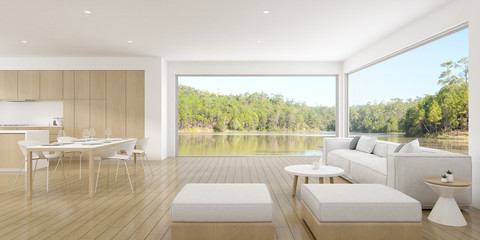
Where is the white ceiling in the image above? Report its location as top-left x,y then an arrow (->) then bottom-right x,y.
0,0 -> 453,61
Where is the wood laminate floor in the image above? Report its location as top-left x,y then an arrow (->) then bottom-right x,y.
0,156 -> 479,240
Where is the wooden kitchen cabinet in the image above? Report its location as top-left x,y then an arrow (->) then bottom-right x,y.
40,70 -> 63,100
63,100 -> 75,137
0,70 -> 17,99
74,100 -> 90,138
90,70 -> 106,99
106,71 -> 126,138
126,70 -> 145,139
63,71 -> 75,100
90,100 -> 106,138
17,70 -> 40,99
75,70 -> 90,99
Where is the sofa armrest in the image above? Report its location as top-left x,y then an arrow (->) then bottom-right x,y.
387,153 -> 472,206
322,138 -> 352,164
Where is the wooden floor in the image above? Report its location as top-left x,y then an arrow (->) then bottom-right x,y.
0,156 -> 479,240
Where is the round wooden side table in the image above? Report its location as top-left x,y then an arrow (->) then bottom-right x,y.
424,177 -> 472,226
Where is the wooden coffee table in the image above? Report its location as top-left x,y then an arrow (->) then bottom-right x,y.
424,177 -> 472,226
284,164 -> 344,197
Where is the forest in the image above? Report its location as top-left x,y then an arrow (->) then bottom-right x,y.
178,58 -> 468,137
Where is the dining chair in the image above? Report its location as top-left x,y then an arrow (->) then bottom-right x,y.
54,136 -> 84,180
11,140 -> 67,192
95,141 -> 137,193
133,138 -> 153,180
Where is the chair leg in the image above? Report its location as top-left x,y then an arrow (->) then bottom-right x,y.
145,153 -> 154,178
52,153 -> 64,179
95,161 -> 102,193
115,160 -> 121,183
68,152 -> 73,176
124,160 -> 134,192
79,153 -> 82,181
11,160 -> 27,192
139,157 -> 148,181
32,160 -> 38,182
46,159 -> 49,192
60,156 -> 67,185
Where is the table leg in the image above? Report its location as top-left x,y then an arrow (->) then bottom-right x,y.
305,176 -> 309,184
292,175 -> 298,196
27,150 -> 33,199
319,177 -> 324,184
89,150 -> 94,198
329,177 -> 334,184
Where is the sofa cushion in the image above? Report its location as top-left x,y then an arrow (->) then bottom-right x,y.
399,139 -> 420,153
171,184 -> 274,222
350,157 -> 387,184
328,149 -> 380,179
349,136 -> 360,150
356,136 -> 376,153
301,184 -> 422,222
373,142 -> 390,157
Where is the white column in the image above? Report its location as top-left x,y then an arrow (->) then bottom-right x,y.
468,0 -> 480,208
336,73 -> 349,138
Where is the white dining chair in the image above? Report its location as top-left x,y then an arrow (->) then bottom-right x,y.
133,138 -> 153,180
11,141 -> 67,193
95,141 -> 137,193
54,136 -> 84,180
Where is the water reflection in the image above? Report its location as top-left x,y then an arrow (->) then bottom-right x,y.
179,132 -> 468,155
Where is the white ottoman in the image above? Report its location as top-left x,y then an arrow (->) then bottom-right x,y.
301,184 -> 422,240
171,183 -> 274,240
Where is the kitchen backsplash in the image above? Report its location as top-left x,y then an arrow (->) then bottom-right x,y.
0,101 -> 63,125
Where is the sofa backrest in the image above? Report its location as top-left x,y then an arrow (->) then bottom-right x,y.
373,140 -> 399,157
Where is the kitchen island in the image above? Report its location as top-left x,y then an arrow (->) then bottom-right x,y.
0,130 -> 49,172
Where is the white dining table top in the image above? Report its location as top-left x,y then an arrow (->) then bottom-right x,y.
27,138 -> 136,151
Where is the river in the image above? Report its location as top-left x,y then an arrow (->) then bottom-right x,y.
178,132 -> 468,155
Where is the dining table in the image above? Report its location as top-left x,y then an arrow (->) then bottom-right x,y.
26,138 -> 137,199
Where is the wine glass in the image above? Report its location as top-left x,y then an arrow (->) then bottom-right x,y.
82,129 -> 90,139
89,128 -> 96,139
57,130 -> 66,145
105,128 -> 112,139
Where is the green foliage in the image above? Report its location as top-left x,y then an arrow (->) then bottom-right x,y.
178,86 -> 335,132
404,57 -> 468,136
178,57 -> 468,137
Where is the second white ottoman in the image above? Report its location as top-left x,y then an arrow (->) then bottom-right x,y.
301,184 -> 422,240
171,183 -> 274,240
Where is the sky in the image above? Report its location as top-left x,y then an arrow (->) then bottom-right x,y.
350,28 -> 468,105
178,28 -> 468,107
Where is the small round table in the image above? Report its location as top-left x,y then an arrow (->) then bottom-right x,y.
284,164 -> 344,197
424,177 -> 472,226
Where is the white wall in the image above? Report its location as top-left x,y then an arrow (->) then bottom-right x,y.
166,61 -> 343,157
343,0 -> 480,208
0,101 -> 62,125
0,57 -> 165,160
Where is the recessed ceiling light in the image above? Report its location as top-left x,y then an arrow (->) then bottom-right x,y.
127,40 -> 134,43
257,40 -> 262,43
84,10 -> 92,14
20,40 -> 28,44
263,10 -> 270,14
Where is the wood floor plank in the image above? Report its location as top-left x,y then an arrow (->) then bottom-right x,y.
0,156 -> 478,240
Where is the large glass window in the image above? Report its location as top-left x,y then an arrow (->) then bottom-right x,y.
177,76 -> 336,155
349,29 -> 469,154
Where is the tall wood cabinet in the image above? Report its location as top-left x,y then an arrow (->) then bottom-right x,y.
18,70 -> 40,99
0,71 -> 17,99
0,70 -> 145,139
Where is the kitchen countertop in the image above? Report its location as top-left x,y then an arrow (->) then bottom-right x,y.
0,130 -> 50,134
0,126 -> 63,128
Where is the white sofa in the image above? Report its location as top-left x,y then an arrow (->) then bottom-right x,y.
323,138 -> 472,208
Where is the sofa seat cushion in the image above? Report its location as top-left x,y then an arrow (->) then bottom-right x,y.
328,149 -> 381,179
171,184 -> 274,222
350,157 -> 387,184
301,184 -> 422,222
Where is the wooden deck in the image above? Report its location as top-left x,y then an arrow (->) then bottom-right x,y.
0,156 -> 479,239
